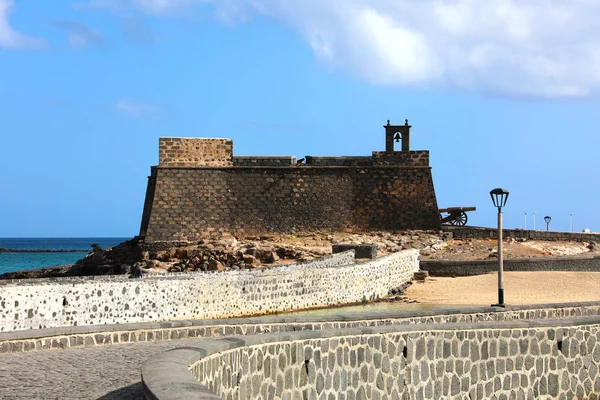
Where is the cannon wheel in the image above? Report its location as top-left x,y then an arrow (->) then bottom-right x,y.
449,211 -> 468,226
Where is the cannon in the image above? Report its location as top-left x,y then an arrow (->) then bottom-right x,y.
439,207 -> 476,226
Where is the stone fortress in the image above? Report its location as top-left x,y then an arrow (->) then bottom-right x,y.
2,121 -> 600,399
139,120 -> 440,241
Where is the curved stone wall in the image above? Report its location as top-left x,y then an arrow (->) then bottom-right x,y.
0,249 -> 419,332
143,315 -> 600,399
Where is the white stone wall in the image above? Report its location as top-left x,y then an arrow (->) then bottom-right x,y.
0,250 -> 419,332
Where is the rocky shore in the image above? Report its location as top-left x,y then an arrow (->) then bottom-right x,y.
0,231 -> 449,279
1,229 -> 597,280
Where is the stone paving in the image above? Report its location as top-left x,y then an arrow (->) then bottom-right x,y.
0,337 -> 207,400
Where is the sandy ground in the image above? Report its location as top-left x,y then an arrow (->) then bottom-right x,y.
404,271 -> 600,305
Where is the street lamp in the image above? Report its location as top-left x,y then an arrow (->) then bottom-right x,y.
570,214 -> 573,233
544,216 -> 551,232
490,188 -> 509,307
533,212 -> 537,230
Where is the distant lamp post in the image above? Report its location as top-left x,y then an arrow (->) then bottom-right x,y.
490,188 -> 509,307
570,214 -> 573,233
544,216 -> 552,232
533,212 -> 537,230
524,212 -> 527,230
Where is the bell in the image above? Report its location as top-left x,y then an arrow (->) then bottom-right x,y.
394,133 -> 401,143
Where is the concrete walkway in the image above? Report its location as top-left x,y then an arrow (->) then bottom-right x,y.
0,337 -> 206,400
2,302 -> 599,399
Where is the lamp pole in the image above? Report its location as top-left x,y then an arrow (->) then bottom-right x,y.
533,212 -> 536,230
544,216 -> 551,232
498,209 -> 504,305
490,188 -> 509,307
570,214 -> 573,232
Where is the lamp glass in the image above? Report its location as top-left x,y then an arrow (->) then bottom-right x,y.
490,188 -> 509,209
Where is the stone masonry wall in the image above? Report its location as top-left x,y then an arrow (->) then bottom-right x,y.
142,166 -> 439,240
233,156 -> 296,166
4,303 -> 600,354
445,226 -> 600,243
186,320 -> 600,400
158,138 -> 232,167
421,254 -> 600,276
3,303 -> 600,354
305,157 -> 374,167
372,150 -> 430,167
0,250 -> 419,332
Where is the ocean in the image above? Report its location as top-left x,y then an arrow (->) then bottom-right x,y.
0,238 -> 129,275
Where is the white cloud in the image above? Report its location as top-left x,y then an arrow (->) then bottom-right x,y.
114,98 -> 163,119
89,0 -> 600,98
53,21 -> 104,48
0,0 -> 46,49
79,0 -> 198,16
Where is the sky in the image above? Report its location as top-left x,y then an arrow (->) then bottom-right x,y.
1,0 -> 599,237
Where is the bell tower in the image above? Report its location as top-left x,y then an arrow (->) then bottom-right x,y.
384,119 -> 411,152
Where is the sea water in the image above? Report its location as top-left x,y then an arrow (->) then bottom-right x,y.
0,238 -> 129,275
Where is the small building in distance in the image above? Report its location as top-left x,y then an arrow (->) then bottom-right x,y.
139,120 -> 440,241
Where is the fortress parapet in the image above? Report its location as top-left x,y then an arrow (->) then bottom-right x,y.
140,120 -> 440,240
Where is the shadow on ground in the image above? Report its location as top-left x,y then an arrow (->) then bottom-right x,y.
96,382 -> 143,400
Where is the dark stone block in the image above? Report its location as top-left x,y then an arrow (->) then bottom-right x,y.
332,244 -> 377,259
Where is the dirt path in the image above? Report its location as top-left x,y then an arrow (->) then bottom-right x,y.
405,271 -> 600,305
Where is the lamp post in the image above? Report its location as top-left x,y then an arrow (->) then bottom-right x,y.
570,214 -> 573,233
544,216 -> 551,232
490,188 -> 509,307
533,212 -> 537,230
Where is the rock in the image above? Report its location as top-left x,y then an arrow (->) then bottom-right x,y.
588,242 -> 598,251
262,251 -> 280,263
175,248 -> 189,259
242,254 -> 260,268
431,242 -> 445,251
414,271 -> 429,281
82,251 -> 105,266
214,237 -> 238,248
207,260 -> 225,271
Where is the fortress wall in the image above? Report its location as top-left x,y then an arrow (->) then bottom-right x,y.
158,138 -> 232,167
0,250 -> 419,332
233,156 -> 296,166
144,318 -> 600,399
372,150 -> 430,166
304,156 -> 374,167
142,166 -> 439,241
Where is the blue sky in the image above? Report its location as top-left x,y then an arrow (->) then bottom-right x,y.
1,0 -> 599,237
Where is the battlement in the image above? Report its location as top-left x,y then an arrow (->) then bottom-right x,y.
159,137 -> 232,167
157,119 -> 427,168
